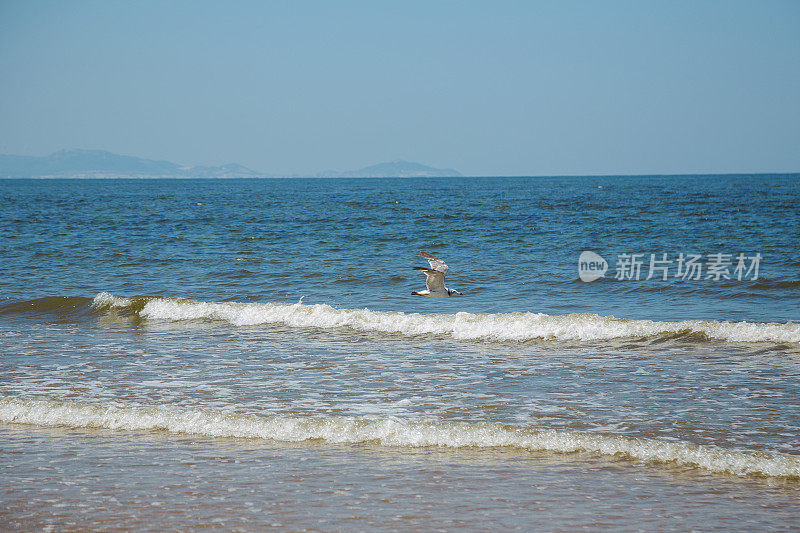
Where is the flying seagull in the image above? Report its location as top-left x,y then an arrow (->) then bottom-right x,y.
411,251 -> 463,297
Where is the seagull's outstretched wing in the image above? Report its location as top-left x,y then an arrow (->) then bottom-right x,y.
420,251 -> 448,274
413,267 -> 446,291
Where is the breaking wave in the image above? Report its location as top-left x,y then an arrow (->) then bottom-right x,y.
1,396 -> 797,479
88,292 -> 800,344
2,292 -> 797,344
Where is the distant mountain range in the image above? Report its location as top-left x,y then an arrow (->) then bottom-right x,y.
317,160 -> 461,178
0,149 -> 263,178
0,150 -> 461,178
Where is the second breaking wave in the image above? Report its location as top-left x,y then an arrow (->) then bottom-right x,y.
1,396 -> 797,479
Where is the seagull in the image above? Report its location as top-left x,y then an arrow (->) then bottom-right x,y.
411,251 -> 463,297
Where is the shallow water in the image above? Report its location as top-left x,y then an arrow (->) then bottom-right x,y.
1,175 -> 799,529
3,425 -> 799,531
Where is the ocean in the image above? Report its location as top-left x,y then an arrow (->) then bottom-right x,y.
1,175 -> 799,530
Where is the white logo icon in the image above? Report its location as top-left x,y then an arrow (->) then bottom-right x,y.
578,251 -> 608,282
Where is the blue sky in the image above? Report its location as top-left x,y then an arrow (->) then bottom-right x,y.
1,0 -> 798,176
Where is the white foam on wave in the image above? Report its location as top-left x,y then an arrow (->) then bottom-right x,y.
1,396 -> 797,479
92,292 -> 800,344
92,291 -> 133,308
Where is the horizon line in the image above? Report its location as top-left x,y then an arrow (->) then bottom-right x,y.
2,171 -> 798,180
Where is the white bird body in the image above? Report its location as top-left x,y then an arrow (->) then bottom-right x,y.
411,252 -> 462,298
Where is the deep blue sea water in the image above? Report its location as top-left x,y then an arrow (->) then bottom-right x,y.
1,175 -> 798,320
1,175 -> 799,530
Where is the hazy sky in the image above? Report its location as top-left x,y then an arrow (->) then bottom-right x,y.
1,0 -> 798,176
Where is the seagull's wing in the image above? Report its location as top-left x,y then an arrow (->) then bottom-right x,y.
420,251 -> 448,274
413,267 -> 446,291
